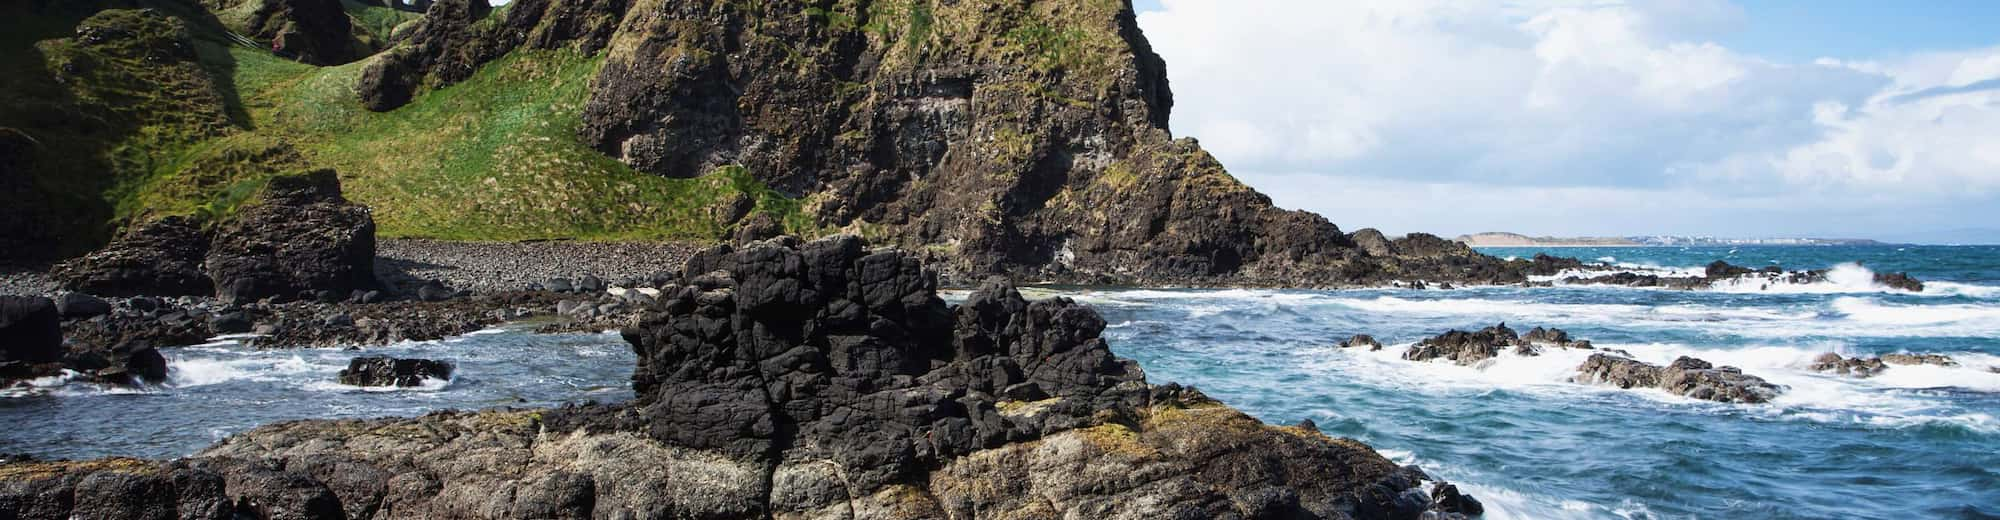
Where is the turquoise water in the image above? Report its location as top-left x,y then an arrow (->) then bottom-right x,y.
1078,246 -> 2000,519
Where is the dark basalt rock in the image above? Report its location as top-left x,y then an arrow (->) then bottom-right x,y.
54,292 -> 112,319
2,236 -> 1484,518
1872,272 -> 1924,292
1404,324 -> 1519,364
337,356 -> 452,387
53,216 -> 213,297
1809,353 -> 1888,378
1575,354 -> 1783,403
0,296 -> 63,365
1880,353 -> 1956,367
1340,334 -> 1383,351
222,0 -> 362,65
1528,253 -> 1585,276
206,170 -> 377,304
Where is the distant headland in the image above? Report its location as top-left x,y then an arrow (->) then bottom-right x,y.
1456,232 -> 1885,247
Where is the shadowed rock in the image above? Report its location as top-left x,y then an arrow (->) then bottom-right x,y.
53,216 -> 213,297
206,170 -> 377,304
338,357 -> 452,387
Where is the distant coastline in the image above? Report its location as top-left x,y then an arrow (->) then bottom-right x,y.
1456,232 -> 1885,247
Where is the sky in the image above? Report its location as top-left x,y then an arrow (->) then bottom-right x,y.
1131,0 -> 2000,242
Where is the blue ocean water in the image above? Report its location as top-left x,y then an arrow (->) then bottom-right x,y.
4,245 -> 1995,519
1077,245 -> 2000,519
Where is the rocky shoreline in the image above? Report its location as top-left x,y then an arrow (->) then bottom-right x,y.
0,235 -> 1487,519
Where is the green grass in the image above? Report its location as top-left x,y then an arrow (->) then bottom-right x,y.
343,0 -> 420,48
9,2 -> 815,250
202,46 -> 814,241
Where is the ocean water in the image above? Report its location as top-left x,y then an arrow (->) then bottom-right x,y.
0,326 -> 635,459
1079,245 -> 2000,519
4,245 -> 1996,519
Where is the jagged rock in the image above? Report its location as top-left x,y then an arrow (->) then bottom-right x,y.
4,236 -> 1481,518
1873,272 -> 1924,292
732,213 -> 782,246
0,296 -> 63,366
1527,253 -> 1586,276
1430,482 -> 1485,516
54,292 -> 112,319
1880,353 -> 1956,367
1405,324 -> 1518,364
53,216 -> 213,297
1340,334 -> 1383,351
337,356 -> 451,387
215,0 -> 362,65
1809,353 -> 1888,378
206,170 -> 377,304
1575,354 -> 1783,403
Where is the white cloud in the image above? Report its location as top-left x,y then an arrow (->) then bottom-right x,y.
1137,0 -> 2000,238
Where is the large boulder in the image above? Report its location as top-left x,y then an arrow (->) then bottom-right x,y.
206,170 -> 377,303
53,216 -> 213,297
337,356 -> 452,387
0,296 -> 62,365
1574,354 -> 1783,404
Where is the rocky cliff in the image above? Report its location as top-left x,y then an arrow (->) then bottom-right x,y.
351,0 -> 1527,287
0,236 -> 1484,518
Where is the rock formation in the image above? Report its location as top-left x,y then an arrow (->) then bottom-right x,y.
54,216 -> 214,297
207,0 -> 362,65
0,296 -> 64,374
338,356 -> 452,387
206,170 -> 378,303
1575,354 -> 1782,404
1810,352 -> 1959,378
345,0 -> 1532,287
0,236 -> 1483,518
1402,323 -> 1593,365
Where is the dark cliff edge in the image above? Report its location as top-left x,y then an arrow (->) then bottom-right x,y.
4,0 -> 1537,286
0,236 -> 1485,519
370,0 -> 1531,287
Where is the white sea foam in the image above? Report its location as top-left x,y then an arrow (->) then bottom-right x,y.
304,376 -> 452,393
168,355 -> 335,387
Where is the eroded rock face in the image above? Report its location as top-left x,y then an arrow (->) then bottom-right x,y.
349,0 -> 1531,288
219,0 -> 362,65
53,216 -> 213,297
206,170 -> 377,303
1,236 -> 1480,519
1575,354 -> 1783,404
337,356 -> 452,387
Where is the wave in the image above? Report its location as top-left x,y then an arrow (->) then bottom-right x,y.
1311,340 -> 2000,434
1832,297 -> 2000,326
167,355 -> 341,388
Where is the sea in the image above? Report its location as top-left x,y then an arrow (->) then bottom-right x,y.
4,245 -> 1997,519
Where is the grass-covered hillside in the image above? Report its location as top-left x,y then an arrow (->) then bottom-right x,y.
1,0 -> 808,263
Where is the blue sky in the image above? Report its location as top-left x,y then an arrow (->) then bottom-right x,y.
1132,1 -> 2000,242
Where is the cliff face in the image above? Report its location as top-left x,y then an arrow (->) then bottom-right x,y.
361,0 -> 1526,287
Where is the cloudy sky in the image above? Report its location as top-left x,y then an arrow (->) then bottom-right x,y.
1132,0 -> 2000,242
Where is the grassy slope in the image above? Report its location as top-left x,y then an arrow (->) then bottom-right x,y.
14,1 -> 810,245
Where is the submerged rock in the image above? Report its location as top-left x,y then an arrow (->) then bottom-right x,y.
1340,334 -> 1383,351
206,170 -> 378,304
1575,354 -> 1783,403
337,356 -> 451,387
2,236 -> 1482,519
1809,353 -> 1888,378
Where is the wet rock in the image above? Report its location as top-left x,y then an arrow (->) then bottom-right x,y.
1809,353 -> 1887,378
1430,482 -> 1485,516
1527,253 -> 1585,276
53,216 -> 213,297
207,170 -> 378,304
1872,272 -> 1924,292
1575,354 -> 1783,403
1880,353 -> 1956,367
1340,334 -> 1383,351
1405,324 -> 1518,364
337,356 -> 452,387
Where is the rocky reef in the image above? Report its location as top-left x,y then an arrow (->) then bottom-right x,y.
1373,324 -> 1785,404
1558,260 -> 1926,292
0,236 -> 1484,518
1574,354 -> 1782,404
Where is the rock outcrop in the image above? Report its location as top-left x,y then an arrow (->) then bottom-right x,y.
210,0 -> 362,65
1403,323 -> 1592,365
337,356 -> 452,387
206,170 -> 378,303
1811,352 -> 1959,378
0,296 -> 63,370
1574,354 -> 1783,404
345,0 -> 1533,287
0,236 -> 1483,518
53,216 -> 213,297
